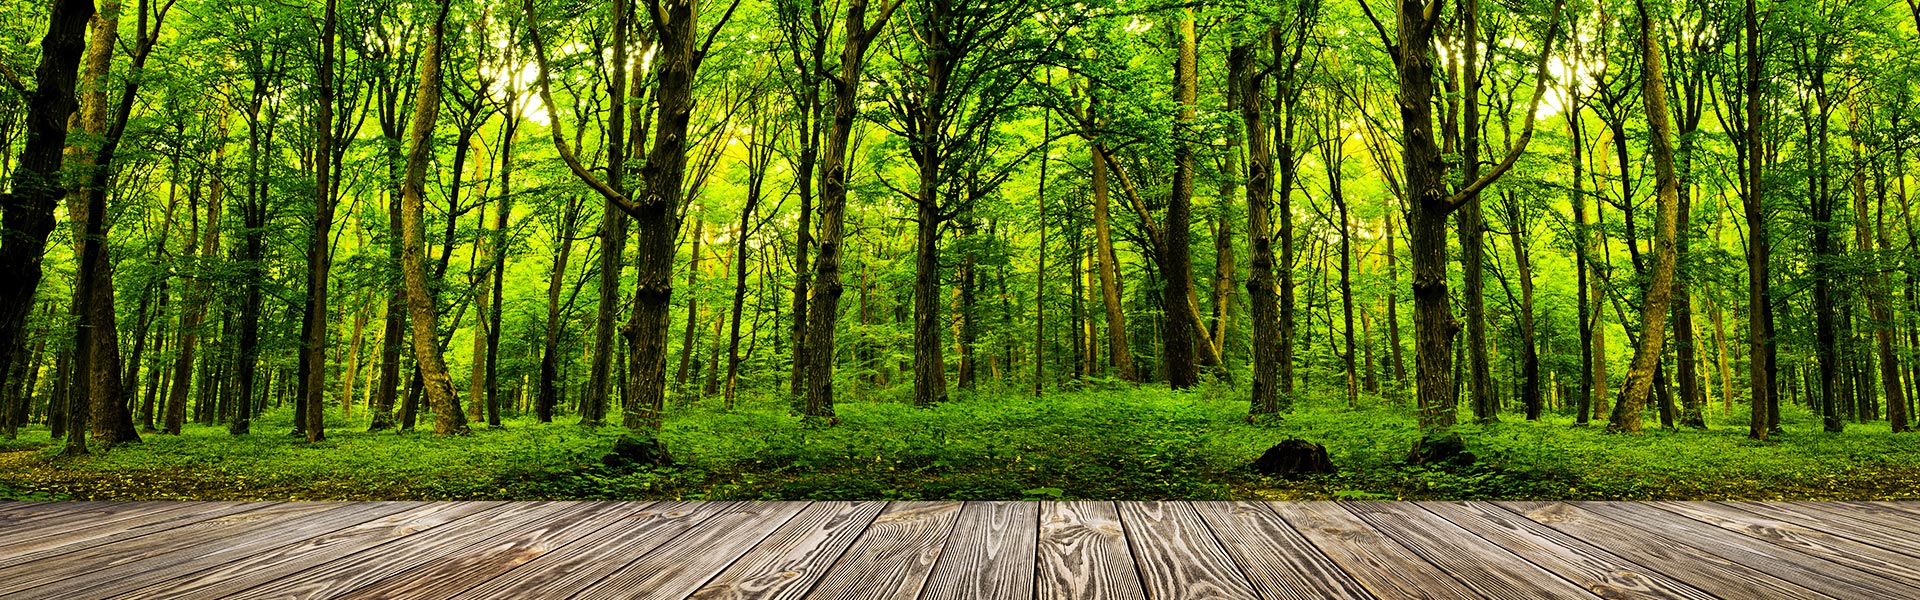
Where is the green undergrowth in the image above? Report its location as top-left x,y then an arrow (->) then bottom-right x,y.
2,384 -> 1917,501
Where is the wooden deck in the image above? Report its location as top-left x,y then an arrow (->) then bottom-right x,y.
1,501 -> 1917,599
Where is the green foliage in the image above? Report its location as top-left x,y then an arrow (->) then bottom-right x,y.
4,388 -> 1916,501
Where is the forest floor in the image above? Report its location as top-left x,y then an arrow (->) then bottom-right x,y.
3,383 -> 1918,501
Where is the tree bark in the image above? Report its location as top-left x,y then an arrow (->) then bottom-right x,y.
1161,9 -> 1201,389
0,0 -> 92,422
804,0 -> 901,421
1236,43 -> 1282,416
1606,0 -> 1683,433
301,0 -> 339,443
399,1 -> 469,436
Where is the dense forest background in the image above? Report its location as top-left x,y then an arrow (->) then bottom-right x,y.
1,0 -> 1919,471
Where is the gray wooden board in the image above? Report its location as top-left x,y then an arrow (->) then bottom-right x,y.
449,501 -> 738,600
919,501 -> 1040,600
1345,501 -> 1603,600
115,501 -> 506,600
1500,501 -> 1835,600
688,501 -> 887,600
1721,500 -> 1920,559
8,501 -> 419,600
1035,501 -> 1148,600
0,501 -> 274,563
1578,501 -> 1920,599
1118,500 -> 1259,600
1653,501 -> 1920,583
1275,501 -> 1480,600
222,501 -> 596,600
800,501 -> 963,600
334,501 -> 643,600
0,501 -> 332,595
1414,502 -> 1716,600
1189,501 -> 1373,600
577,501 -> 811,600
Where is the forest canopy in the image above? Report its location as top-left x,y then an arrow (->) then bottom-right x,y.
1,0 -> 1918,463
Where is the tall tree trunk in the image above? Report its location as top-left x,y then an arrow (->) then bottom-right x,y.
1032,108 -> 1050,397
1504,192 -> 1542,420
399,0 -> 469,436
1161,9 -> 1201,389
1852,103 -> 1907,432
0,0 -> 93,418
804,0 -> 902,421
301,0 -> 338,443
538,197 -> 580,422
625,0 -> 724,431
1457,0 -> 1495,424
1607,0 -> 1683,433
678,220 -> 704,387
1236,43 -> 1282,416
485,83 -> 518,429
1089,140 -> 1133,381
1744,0 -> 1771,440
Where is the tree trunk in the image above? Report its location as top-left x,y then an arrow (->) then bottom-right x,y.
301,0 -> 338,443
1161,9 -> 1201,389
1606,0 -> 1683,433
678,220 -> 704,387
399,1 -> 469,436
537,197 -> 580,422
1236,43 -> 1282,416
1089,141 -> 1133,382
0,0 -> 93,417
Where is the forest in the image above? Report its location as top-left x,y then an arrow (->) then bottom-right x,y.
0,0 -> 1918,502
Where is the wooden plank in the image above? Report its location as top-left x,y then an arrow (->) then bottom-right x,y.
451,501 -> 737,600
0,501 -> 272,560
1273,501 -> 1476,600
572,501 -> 809,600
1720,501 -> 1920,559
1653,501 -> 1920,584
686,501 -> 886,600
1346,502 -> 1601,600
0,502 -> 183,544
1787,501 -> 1920,535
1417,502 -> 1715,600
0,501 -> 345,596
114,501 -> 506,600
793,501 -> 962,600
1035,501 -> 1147,600
1579,502 -> 1920,599
9,502 -> 419,600
1189,501 -> 1372,600
919,502 -> 1038,600
224,501 -> 597,600
333,501 -> 641,599
1117,501 -> 1259,600
1500,501 -> 1833,600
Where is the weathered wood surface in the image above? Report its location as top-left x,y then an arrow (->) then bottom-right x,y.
0,500 -> 1914,599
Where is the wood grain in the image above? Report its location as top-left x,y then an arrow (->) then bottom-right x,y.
575,501 -> 810,600
1118,500 -> 1259,600
334,501 -> 640,599
1581,501 -> 1920,599
1416,501 -> 1715,600
688,501 -> 886,600
224,501 -> 592,600
1276,501 -> 1477,600
800,501 -> 962,600
919,502 -> 1038,600
1501,501 -> 1833,600
1720,501 -> 1920,559
0,501 -> 274,565
119,501 -> 505,600
0,501 -> 344,596
451,501 -> 736,600
1035,501 -> 1147,600
1190,501 -> 1372,600
1346,501 -> 1600,600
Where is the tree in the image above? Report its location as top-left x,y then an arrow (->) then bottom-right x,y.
399,0 -> 471,436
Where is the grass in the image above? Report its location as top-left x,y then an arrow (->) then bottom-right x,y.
3,382 -> 1918,501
